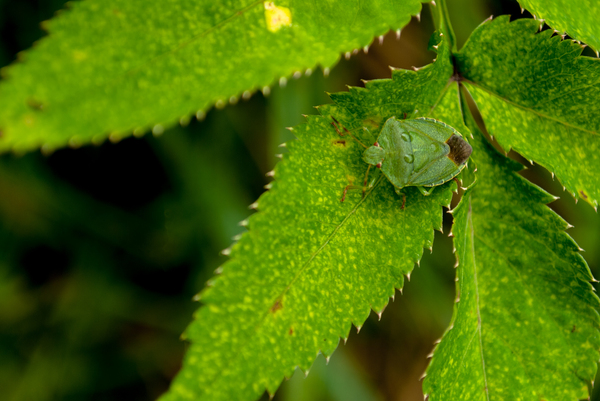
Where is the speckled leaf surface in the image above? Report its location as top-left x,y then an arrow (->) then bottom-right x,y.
457,16 -> 600,207
0,0 -> 428,154
518,0 -> 600,52
423,85 -> 600,400
160,34 -> 454,401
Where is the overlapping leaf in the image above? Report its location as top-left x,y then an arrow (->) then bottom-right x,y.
456,16 -> 600,207
518,0 -> 600,52
0,0 -> 430,154
423,85 -> 600,399
160,34 -> 455,401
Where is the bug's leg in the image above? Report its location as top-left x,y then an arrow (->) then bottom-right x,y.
340,184 -> 365,202
417,186 -> 434,196
361,165 -> 372,198
394,187 -> 407,209
331,117 -> 368,149
341,185 -> 350,202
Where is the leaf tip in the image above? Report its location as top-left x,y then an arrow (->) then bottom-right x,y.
249,201 -> 259,210
279,77 -> 287,87
266,169 -> 275,177
262,86 -> 271,96
196,110 -> 206,121
238,218 -> 249,227
221,247 -> 232,256
323,67 -> 330,77
242,90 -> 252,100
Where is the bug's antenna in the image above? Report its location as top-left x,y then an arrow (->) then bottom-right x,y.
331,117 -> 368,149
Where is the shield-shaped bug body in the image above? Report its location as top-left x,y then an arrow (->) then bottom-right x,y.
333,116 -> 472,206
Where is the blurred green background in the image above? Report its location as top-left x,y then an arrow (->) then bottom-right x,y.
1,0 -> 599,400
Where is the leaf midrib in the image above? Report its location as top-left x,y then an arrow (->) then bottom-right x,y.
467,197 -> 490,401
203,175 -> 386,394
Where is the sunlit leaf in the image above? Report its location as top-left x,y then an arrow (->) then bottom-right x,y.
0,0 -> 429,154
457,16 -> 600,207
423,85 -> 600,400
160,33 -> 455,401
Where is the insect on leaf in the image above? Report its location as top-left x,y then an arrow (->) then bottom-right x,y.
423,84 -> 600,400
159,32 -> 456,401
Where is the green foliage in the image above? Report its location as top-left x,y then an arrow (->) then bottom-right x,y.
423,86 -> 600,399
518,0 -> 600,52
162,35 -> 456,401
457,16 -> 600,208
0,0 -> 427,153
2,1 -> 600,401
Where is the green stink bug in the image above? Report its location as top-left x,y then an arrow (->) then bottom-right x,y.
332,116 -> 472,206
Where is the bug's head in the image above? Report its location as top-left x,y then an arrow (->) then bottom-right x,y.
363,144 -> 385,166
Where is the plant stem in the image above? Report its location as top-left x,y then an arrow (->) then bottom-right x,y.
431,0 -> 457,52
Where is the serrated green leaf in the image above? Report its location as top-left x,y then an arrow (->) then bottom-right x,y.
518,0 -> 600,52
423,85 -> 600,400
0,0 -> 429,154
456,16 -> 600,207
160,33 -> 455,401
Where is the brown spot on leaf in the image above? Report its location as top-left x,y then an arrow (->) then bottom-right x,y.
446,134 -> 472,166
571,325 -> 577,333
288,327 -> 293,335
270,299 -> 283,313
579,190 -> 588,200
332,139 -> 346,147
26,97 -> 44,111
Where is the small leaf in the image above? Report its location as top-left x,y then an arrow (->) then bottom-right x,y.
160,34 -> 454,401
423,85 -> 600,400
518,0 -> 600,52
457,16 -> 600,207
0,0 -> 429,154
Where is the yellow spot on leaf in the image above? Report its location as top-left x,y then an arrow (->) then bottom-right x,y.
264,1 -> 292,32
